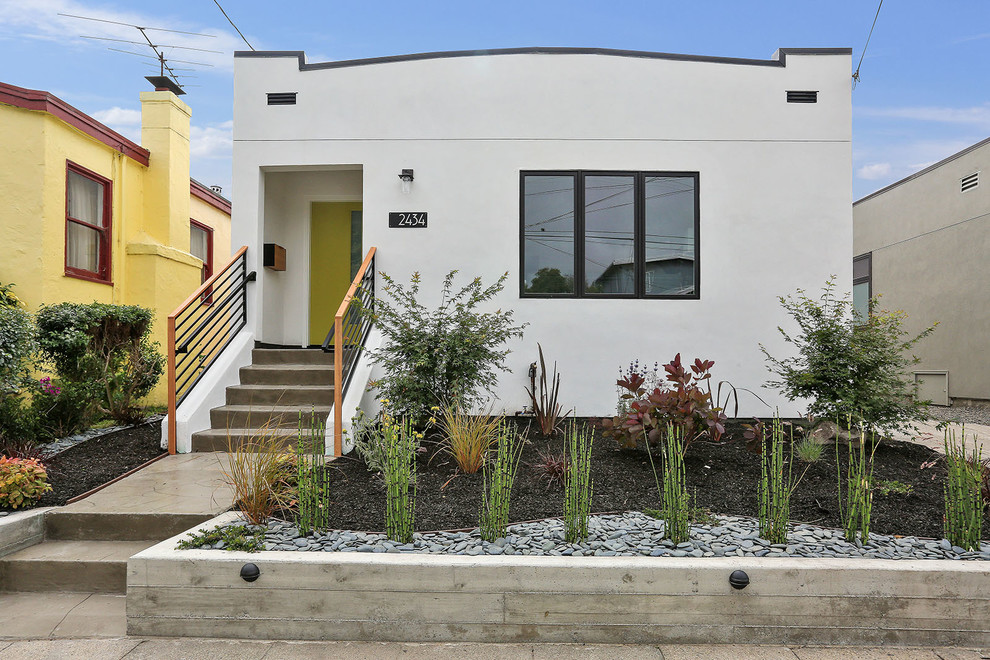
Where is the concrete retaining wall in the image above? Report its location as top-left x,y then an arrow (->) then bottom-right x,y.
127,514 -> 989,646
0,508 -> 49,558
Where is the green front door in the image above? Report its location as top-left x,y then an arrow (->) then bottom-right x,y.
309,202 -> 363,345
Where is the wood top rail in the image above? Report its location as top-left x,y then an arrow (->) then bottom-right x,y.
333,246 -> 377,456
167,245 -> 248,455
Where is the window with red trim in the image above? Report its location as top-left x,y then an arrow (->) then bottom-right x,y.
189,220 -> 214,283
190,220 -> 214,303
65,162 -> 112,283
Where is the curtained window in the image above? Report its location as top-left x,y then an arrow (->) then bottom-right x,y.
65,163 -> 111,282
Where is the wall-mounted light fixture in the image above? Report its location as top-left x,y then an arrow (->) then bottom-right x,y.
399,168 -> 414,194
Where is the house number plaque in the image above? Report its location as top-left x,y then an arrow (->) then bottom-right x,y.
388,212 -> 428,228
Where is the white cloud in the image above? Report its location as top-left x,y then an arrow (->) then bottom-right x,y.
92,107 -> 141,126
856,163 -> 891,180
190,120 -> 232,160
857,104 -> 990,130
0,0 -> 243,72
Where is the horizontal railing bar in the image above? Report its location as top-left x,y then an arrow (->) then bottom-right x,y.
173,271 -> 244,329
174,308 -> 245,385
170,245 -> 248,323
176,315 -> 246,405
175,283 -> 247,348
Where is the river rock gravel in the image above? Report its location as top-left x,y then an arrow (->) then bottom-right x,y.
191,511 -> 990,561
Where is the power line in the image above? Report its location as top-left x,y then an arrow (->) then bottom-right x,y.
852,0 -> 884,88
213,0 -> 254,51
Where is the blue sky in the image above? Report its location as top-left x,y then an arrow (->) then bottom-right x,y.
1,0 -> 988,199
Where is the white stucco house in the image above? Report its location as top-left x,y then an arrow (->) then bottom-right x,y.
167,46 -> 853,453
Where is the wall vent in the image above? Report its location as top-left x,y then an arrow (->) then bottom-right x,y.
961,172 -> 979,193
267,92 -> 297,106
786,90 -> 818,103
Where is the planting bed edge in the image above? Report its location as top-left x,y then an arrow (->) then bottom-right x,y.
126,513 -> 990,646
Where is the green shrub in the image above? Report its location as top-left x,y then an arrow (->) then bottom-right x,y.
360,270 -> 526,425
30,377 -> 92,440
0,305 -> 34,394
0,282 -> 22,310
762,278 -> 936,432
0,456 -> 51,509
35,302 -> 165,424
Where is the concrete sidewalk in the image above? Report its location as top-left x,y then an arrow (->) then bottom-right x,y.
0,639 -> 987,660
889,419 -> 990,455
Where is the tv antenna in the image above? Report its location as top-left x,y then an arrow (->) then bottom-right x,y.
59,13 -> 222,95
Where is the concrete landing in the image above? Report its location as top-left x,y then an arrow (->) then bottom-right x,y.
58,452 -> 232,517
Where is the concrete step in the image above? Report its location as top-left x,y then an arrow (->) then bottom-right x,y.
239,364 -> 333,386
191,428 -> 326,453
251,348 -> 334,365
44,512 -> 214,542
225,384 -> 334,406
210,405 -> 331,430
0,540 -> 153,594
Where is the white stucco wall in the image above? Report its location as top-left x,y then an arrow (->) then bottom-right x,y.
232,48 -> 853,418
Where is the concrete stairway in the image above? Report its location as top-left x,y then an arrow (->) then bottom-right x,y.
0,511 -> 211,594
191,348 -> 334,452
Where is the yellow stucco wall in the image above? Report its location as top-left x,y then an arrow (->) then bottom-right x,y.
0,90 -> 231,406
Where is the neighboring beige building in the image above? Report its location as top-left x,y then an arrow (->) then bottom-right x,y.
853,137 -> 989,407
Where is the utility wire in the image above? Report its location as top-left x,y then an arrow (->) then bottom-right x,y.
213,0 -> 254,50
852,0 -> 883,88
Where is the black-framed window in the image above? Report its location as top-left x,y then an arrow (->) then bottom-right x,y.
853,253 -> 871,320
520,171 -> 699,298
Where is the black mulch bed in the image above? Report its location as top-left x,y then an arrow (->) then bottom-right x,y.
320,418 -> 988,540
2,420 -> 166,511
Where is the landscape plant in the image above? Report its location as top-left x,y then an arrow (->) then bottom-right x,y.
836,422 -> 877,542
645,423 -> 689,544
0,303 -> 36,449
219,421 -> 296,525
359,270 -> 526,424
525,344 -> 567,437
479,421 -> 526,542
0,282 -> 22,309
439,400 -> 501,474
29,377 -> 91,440
294,413 -> 330,536
177,524 -> 264,552
943,429 -> 983,550
603,353 -> 727,450
35,302 -> 165,424
381,413 -> 418,543
0,456 -> 51,509
762,277 -> 936,432
794,437 -> 824,463
563,423 -> 594,543
758,417 -> 809,544
529,447 -> 569,490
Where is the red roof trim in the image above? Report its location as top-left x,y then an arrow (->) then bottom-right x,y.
190,179 -> 232,215
0,81 -> 150,167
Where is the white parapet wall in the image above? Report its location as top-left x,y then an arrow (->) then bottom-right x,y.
128,512 -> 990,646
161,330 -> 255,454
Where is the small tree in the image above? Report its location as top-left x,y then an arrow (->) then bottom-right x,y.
361,270 -> 526,424
761,277 -> 936,432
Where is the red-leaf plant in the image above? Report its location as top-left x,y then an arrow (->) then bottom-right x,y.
603,353 -> 727,451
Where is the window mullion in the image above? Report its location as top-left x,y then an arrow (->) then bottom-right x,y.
635,173 -> 645,298
575,171 -> 584,297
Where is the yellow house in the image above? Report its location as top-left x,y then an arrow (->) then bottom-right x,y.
0,81 -> 231,404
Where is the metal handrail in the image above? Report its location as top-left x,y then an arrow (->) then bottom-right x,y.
322,247 -> 376,456
166,245 -> 254,454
